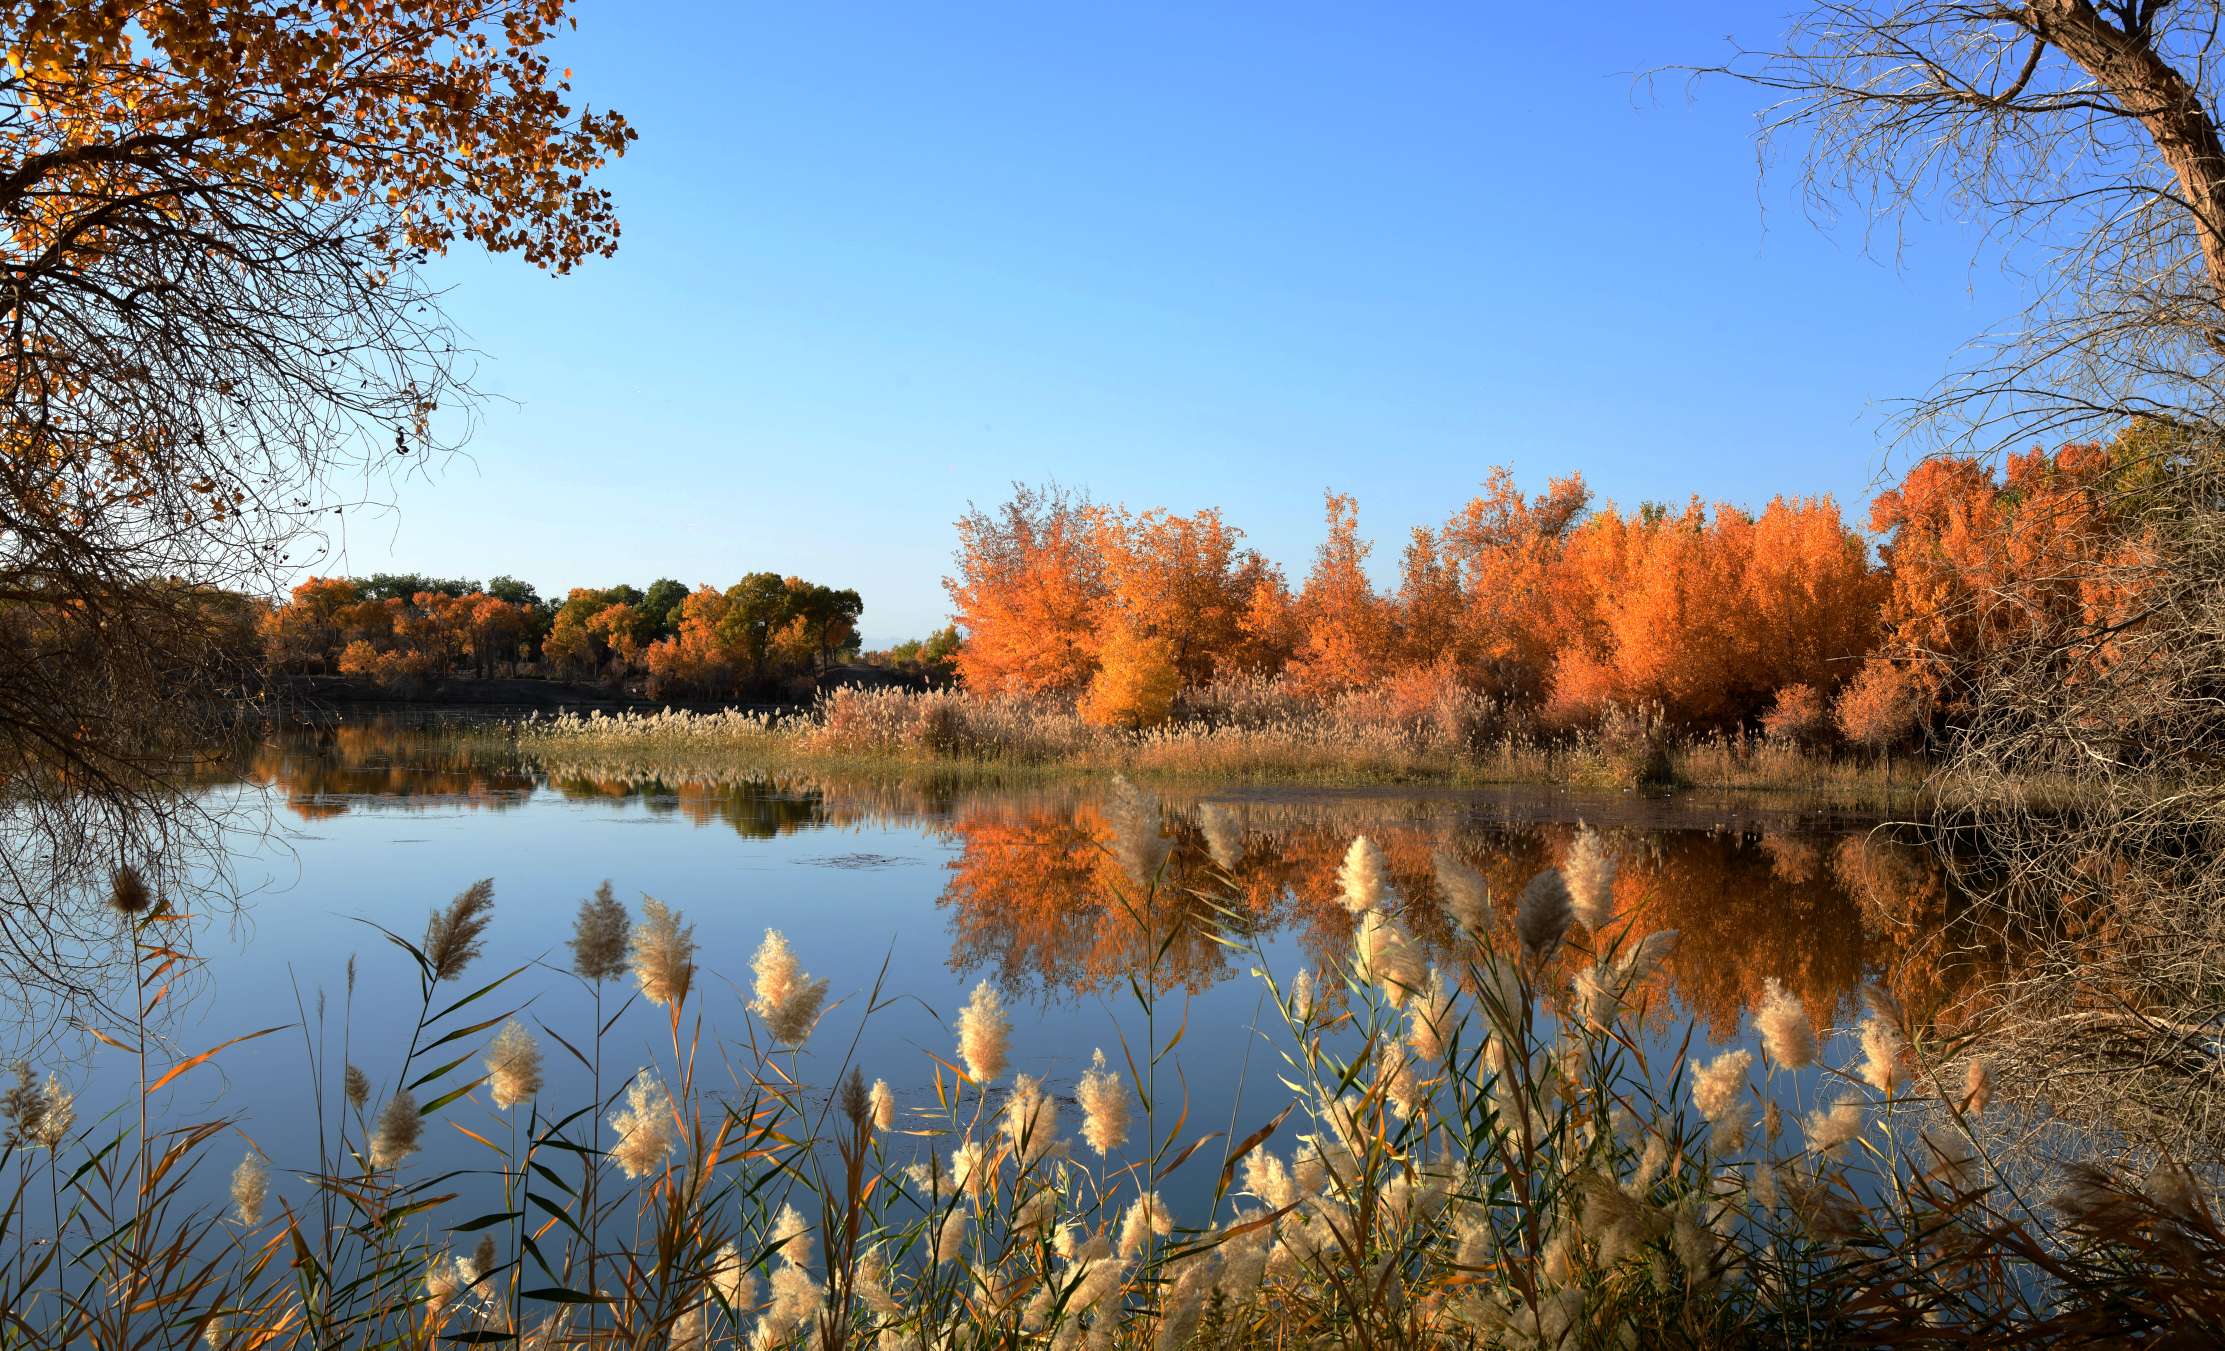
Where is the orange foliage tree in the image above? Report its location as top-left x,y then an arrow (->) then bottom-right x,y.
1287,493 -> 1395,695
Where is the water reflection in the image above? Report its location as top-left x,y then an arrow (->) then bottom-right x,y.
214,720 -> 1989,1034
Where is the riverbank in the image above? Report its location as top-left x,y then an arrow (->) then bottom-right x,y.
488,687 -> 1920,809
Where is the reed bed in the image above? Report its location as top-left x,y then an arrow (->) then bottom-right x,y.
0,789 -> 2214,1347
507,687 -> 1904,802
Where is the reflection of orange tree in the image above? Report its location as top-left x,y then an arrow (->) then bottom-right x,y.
939,805 -> 1287,998
934,801 -> 1896,1034
1830,831 -> 1991,1026
1625,830 -> 1871,1038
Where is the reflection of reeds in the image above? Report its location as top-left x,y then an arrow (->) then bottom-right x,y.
0,836 -> 2213,1345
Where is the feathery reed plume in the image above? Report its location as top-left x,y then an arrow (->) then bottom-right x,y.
956,980 -> 1011,1082
1922,1127 -> 1980,1194
1198,801 -> 1245,872
1963,1057 -> 1992,1113
1286,968 -> 1319,1024
371,1090 -> 422,1169
109,863 -> 153,916
630,897 -> 696,1008
425,1252 -> 467,1320
1691,1049 -> 1752,1150
2142,1159 -> 2203,1224
0,1062 -> 41,1146
932,1204 -> 968,1264
568,880 -> 631,981
868,1077 -> 895,1131
1434,849 -> 1491,935
2053,1162 -> 2140,1234
749,928 -> 829,1046
1106,775 -> 1171,885
485,1018 -> 543,1109
421,878 -> 496,982
1856,1015 -> 1906,1095
1337,836 -> 1393,913
1514,868 -> 1572,966
1003,1073 -> 1061,1168
470,1233 -> 495,1282
759,1262 -> 822,1345
1407,966 -> 1456,1061
230,1149 -> 268,1226
770,1202 -> 811,1266
1754,976 -> 1817,1069
1803,1098 -> 1864,1158
1077,1049 -> 1130,1156
1118,1191 -> 1171,1258
32,1074 -> 72,1150
343,1063 -> 370,1110
610,1073 -> 677,1178
841,1066 -> 871,1129
1562,827 -> 1617,930
1355,910 -> 1424,1005
711,1241 -> 760,1310
667,1305 -> 707,1351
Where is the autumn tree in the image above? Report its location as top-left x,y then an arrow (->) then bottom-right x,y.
0,0 -> 631,998
1079,623 -> 1180,730
1287,492 -> 1394,695
947,485 -> 1108,696
1433,468 -> 1591,702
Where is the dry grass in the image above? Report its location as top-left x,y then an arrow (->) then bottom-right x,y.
504,687 -> 1911,805
0,800 -> 2215,1347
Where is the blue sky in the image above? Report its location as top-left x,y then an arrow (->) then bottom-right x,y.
333,2 -> 2018,646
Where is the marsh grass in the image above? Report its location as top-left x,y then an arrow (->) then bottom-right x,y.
0,795 -> 2215,1347
504,688 -> 1910,805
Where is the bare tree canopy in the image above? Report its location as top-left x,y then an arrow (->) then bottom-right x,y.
1706,1 -> 2225,449
0,1 -> 631,1003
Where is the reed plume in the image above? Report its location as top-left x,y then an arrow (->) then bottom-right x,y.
1434,849 -> 1491,934
1117,1190 -> 1171,1258
1691,1049 -> 1752,1150
1337,836 -> 1393,913
1754,976 -> 1817,1069
371,1089 -> 421,1169
956,979 -> 1011,1082
1562,827 -> 1618,930
1803,1097 -> 1864,1158
748,928 -> 829,1046
344,1063 -> 370,1110
485,1018 -> 543,1109
1076,1048 -> 1129,1157
630,897 -> 696,1008
108,863 -> 153,916
1106,776 -> 1170,885
421,878 -> 496,982
1355,910 -> 1423,1005
229,1149 -> 268,1226
32,1074 -> 72,1150
1198,801 -> 1245,871
1515,868 -> 1573,965
609,1073 -> 677,1178
568,880 -> 631,981
868,1077 -> 895,1131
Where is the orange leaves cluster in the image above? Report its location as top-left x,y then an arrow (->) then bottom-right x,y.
947,486 -> 1286,714
1542,495 -> 1885,728
263,578 -> 532,685
2,0 -> 634,273
948,470 -> 1889,737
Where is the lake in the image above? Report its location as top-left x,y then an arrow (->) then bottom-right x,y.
81,718 -> 1965,1226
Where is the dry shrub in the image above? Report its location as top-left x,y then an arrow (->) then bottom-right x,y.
1760,683 -> 1830,746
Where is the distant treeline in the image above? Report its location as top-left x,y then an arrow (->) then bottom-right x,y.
262,573 -> 888,699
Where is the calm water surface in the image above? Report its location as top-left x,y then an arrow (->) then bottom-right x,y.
115,722 -> 1961,1218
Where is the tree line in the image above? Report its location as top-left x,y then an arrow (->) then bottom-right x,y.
946,431 -> 2157,752
262,573 -> 864,699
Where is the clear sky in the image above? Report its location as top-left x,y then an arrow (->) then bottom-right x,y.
329,1 -> 2019,647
